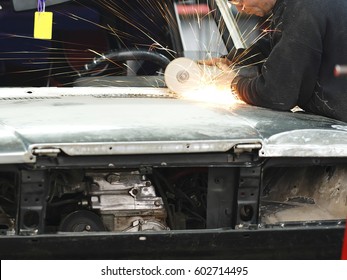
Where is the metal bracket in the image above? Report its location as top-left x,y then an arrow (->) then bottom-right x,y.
234,143 -> 262,154
18,170 -> 48,235
206,167 -> 238,228
235,166 -> 261,228
32,148 -> 61,157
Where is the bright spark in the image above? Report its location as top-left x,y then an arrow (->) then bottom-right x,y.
178,83 -> 242,107
176,62 -> 243,106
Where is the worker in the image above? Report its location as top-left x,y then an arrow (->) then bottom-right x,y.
204,0 -> 347,122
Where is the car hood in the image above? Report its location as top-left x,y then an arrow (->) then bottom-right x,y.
1,87 -> 347,163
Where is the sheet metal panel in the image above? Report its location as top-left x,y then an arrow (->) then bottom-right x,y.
1,87 -> 347,162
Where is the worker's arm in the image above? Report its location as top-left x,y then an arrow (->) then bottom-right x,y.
233,2 -> 324,111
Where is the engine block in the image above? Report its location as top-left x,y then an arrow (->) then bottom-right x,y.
87,171 -> 168,232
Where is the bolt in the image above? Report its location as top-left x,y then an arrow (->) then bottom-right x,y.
132,188 -> 139,195
106,173 -> 120,184
154,200 -> 161,206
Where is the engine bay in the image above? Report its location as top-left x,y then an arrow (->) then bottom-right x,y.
0,167 -> 210,235
1,161 -> 346,236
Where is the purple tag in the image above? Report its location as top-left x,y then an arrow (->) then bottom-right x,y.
37,0 -> 46,12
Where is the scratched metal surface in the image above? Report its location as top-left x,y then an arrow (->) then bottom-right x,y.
0,87 -> 347,163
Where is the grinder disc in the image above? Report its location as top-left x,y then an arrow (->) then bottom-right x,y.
164,57 -> 202,94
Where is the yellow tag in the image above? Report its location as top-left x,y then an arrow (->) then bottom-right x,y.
34,12 -> 53,40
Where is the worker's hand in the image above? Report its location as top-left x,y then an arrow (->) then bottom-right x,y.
197,58 -> 237,90
213,68 -> 238,88
197,57 -> 232,71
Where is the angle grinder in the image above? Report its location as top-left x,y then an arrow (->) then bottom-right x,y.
164,57 -> 236,95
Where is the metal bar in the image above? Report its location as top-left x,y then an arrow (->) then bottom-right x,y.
0,227 -> 344,259
215,0 -> 246,49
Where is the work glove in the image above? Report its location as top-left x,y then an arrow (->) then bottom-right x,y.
197,57 -> 232,70
197,58 -> 237,89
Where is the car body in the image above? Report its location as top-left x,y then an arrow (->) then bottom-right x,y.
0,0 -> 345,259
